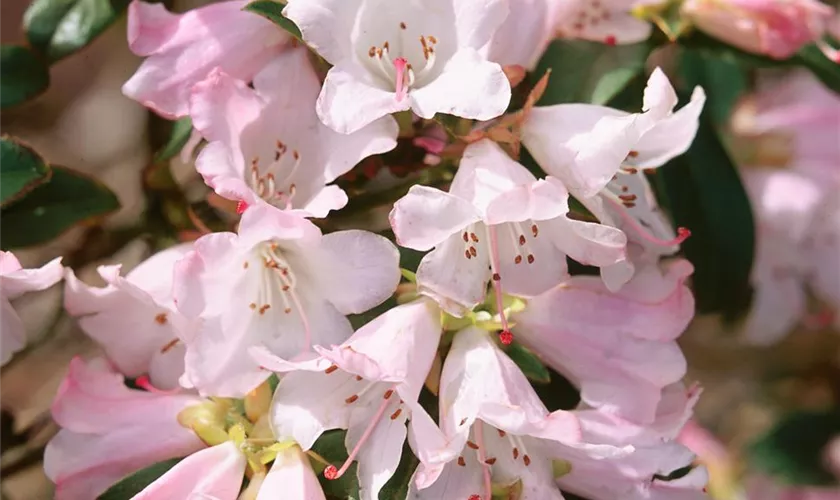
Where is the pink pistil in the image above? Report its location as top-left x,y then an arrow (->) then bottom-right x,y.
487,226 -> 513,345
393,57 -> 409,102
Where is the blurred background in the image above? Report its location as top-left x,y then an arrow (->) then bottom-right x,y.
1,0 -> 839,498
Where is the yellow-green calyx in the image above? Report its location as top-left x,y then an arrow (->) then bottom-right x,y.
440,291 -> 527,333
552,459 -> 573,479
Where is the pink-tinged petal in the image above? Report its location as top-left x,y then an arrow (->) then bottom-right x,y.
194,143 -> 254,204
257,446 -> 326,500
309,230 -> 400,315
522,104 -> 642,198
0,251 -> 22,274
642,67 -> 680,121
484,177 -> 570,225
451,139 -> 540,203
315,300 -> 441,401
1,256 -> 63,298
742,265 -> 806,345
124,244 -> 193,304
806,197 -> 840,311
298,185 -> 349,218
317,61 -> 410,135
405,399 -> 456,471
440,327 -> 554,438
51,357 -> 202,433
390,185 -> 482,251
270,369 -> 357,450
572,12 -> 653,45
123,0 -> 287,118
415,233 -> 492,316
482,0 -> 554,69
346,393 -> 408,500
0,299 -> 25,366
282,0 -> 363,65
172,232 -> 241,320
634,87 -> 707,169
322,115 -> 399,182
190,68 -> 263,151
410,48 -> 510,122
250,346 -> 332,373
542,216 -> 628,268
494,222 -> 571,297
409,449 -> 484,500
133,442 -> 246,500
453,0 -> 511,49
237,201 -> 323,250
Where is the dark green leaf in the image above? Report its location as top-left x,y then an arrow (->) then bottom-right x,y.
311,430 -> 361,499
657,98 -> 755,319
679,49 -> 746,125
97,458 -> 182,499
748,409 -> 840,487
0,46 -> 50,108
153,117 -> 193,164
1,165 -> 121,249
532,367 -> 580,411
504,343 -> 551,384
0,136 -> 52,206
378,442 -> 419,500
24,0 -> 131,62
793,44 -> 840,95
533,39 -> 652,105
244,1 -> 303,42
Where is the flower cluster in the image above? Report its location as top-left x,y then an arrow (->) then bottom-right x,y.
0,0 -> 724,498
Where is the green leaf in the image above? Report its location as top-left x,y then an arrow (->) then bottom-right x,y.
504,343 -> 551,384
243,1 -> 303,42
311,430 -> 361,499
0,136 -> 52,206
1,165 -> 121,249
97,458 -> 182,499
748,409 -> 840,487
153,117 -> 194,164
679,49 -> 746,125
657,98 -> 755,319
532,39 -> 652,105
24,0 -> 131,62
0,46 -> 50,108
532,367 -> 580,412
793,44 -> 840,95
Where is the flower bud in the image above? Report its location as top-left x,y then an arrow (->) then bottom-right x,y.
682,0 -> 835,60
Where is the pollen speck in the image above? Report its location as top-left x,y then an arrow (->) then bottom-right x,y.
154,313 -> 168,325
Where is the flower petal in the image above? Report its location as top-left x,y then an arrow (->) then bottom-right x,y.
0,299 -> 25,366
257,446 -> 326,500
347,394 -> 407,500
416,232 -> 492,316
633,87 -> 707,169
0,256 -> 63,298
410,48 -> 510,122
390,185 -> 482,251
453,0 -> 510,49
282,0 -> 363,65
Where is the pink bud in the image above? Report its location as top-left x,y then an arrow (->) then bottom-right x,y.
682,0 -> 835,60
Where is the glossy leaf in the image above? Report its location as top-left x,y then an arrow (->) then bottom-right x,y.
531,367 -> 580,412
97,458 -> 182,499
1,165 -> 121,249
243,0 -> 303,42
680,49 -> 746,125
310,430 -> 361,499
748,410 -> 840,487
532,39 -> 652,105
0,46 -> 50,109
24,0 -> 131,62
0,136 -> 51,206
504,342 -> 551,384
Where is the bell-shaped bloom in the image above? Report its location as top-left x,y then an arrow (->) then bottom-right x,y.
257,445 -> 327,500
44,358 -> 205,500
390,139 -> 627,320
682,0 -> 836,60
412,327 -> 633,500
283,0 -> 512,134
0,252 -> 63,366
268,300 -> 450,500
512,258 -> 695,424
133,441 -> 246,499
739,169 -> 829,344
553,0 -> 652,45
522,67 -> 706,200
190,47 -> 398,218
122,0 -> 289,118
173,204 -> 400,397
63,244 -> 192,390
482,0 -> 560,69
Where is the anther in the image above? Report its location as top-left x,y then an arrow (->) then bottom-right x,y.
259,304 -> 271,315
345,394 -> 359,404
325,365 -> 339,374
515,255 -> 522,264
531,224 -> 538,237
463,232 -> 469,242
458,457 -> 466,467
284,307 -> 292,314
469,246 -> 477,257
465,250 -> 472,260
497,430 -> 506,437
390,408 -> 403,420
467,441 -> 479,450
492,273 -> 501,281
523,454 -> 531,466
383,389 -> 394,399
628,150 -> 639,157
243,261 -> 249,269
154,313 -> 168,325
470,232 -> 479,242
519,235 -> 526,246
527,254 -> 535,264
484,458 -> 497,465
355,375 -> 363,381
249,303 -> 257,310
400,22 -> 406,29
368,46 -> 376,57
159,338 -> 179,354
513,447 -> 519,459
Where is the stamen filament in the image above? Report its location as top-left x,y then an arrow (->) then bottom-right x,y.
473,421 -> 493,500
486,225 -> 513,345
602,196 -> 691,247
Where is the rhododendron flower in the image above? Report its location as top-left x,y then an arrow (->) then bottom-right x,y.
173,204 -> 400,397
482,0 -> 559,69
512,258 -> 696,424
0,252 -> 62,365
682,0 -> 837,61
553,0 -> 653,45
412,327 -> 625,500
64,244 -> 192,390
190,47 -> 398,218
268,300 -> 450,500
390,139 -> 627,323
256,445 -> 328,500
283,0 -> 512,134
122,0 -> 289,118
44,358 -> 205,500
523,67 -> 706,200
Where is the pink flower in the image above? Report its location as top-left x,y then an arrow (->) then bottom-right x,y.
553,0 -> 653,45
0,252 -> 63,365
256,445 -> 327,500
512,258 -> 696,424
682,0 -> 836,60
64,244 -> 193,390
44,358 -> 205,500
190,47 -> 398,218
390,139 -> 627,326
173,204 -> 400,397
122,0 -> 289,118
267,300 -> 450,500
283,0 -> 512,134
482,0 -> 560,69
